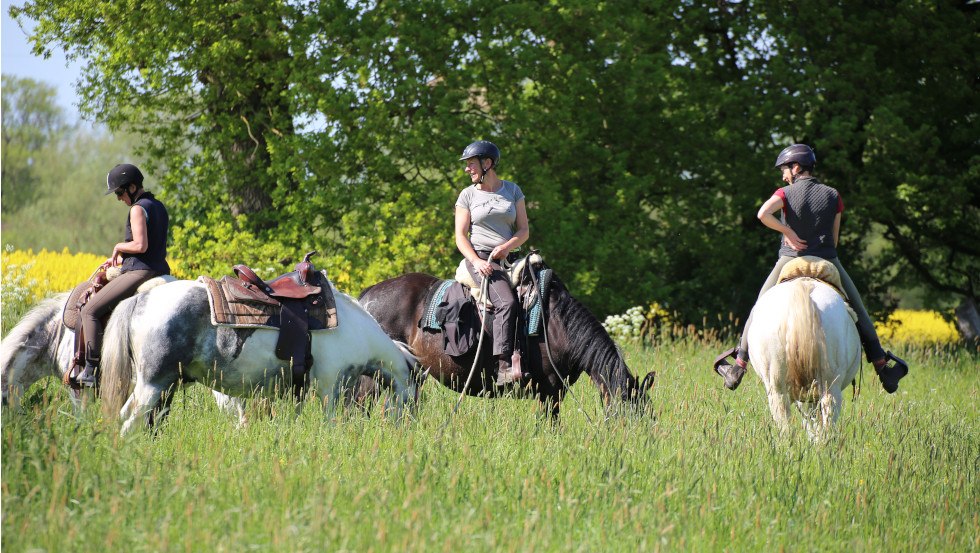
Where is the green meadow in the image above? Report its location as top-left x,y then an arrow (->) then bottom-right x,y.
2,340 -> 977,552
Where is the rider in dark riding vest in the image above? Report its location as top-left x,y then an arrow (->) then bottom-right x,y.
455,140 -> 530,386
76,163 -> 171,387
714,144 -> 909,393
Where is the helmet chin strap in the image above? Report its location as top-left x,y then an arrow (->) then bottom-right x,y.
478,158 -> 493,185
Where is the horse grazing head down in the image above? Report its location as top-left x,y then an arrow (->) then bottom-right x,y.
1,293 -> 71,407
507,252 -> 656,411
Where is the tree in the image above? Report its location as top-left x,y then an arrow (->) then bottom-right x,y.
11,0 -> 978,337
1,75 -> 69,212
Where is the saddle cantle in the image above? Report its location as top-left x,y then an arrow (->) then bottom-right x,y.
199,252 -> 339,397
777,256 -> 846,297
777,256 -> 857,322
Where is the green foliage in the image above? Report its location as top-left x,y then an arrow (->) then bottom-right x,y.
2,341 -> 977,551
1,74 -> 147,255
1,75 -> 69,212
8,0 -> 979,322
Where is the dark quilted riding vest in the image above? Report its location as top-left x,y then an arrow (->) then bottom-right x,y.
122,192 -> 170,274
778,176 -> 840,260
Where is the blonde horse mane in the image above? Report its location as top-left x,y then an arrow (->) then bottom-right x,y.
780,279 -> 828,402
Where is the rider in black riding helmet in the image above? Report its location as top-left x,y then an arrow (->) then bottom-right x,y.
75,164 -> 171,387
713,144 -> 909,393
455,140 -> 530,386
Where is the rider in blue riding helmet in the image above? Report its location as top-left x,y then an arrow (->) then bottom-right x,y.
713,144 -> 909,393
455,140 -> 530,385
75,163 -> 171,387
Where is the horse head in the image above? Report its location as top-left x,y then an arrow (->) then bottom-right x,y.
510,251 -> 656,410
1,294 -> 70,408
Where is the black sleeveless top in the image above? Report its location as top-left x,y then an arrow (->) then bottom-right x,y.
121,191 -> 170,274
776,176 -> 841,260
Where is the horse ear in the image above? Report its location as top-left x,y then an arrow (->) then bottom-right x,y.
641,371 -> 656,392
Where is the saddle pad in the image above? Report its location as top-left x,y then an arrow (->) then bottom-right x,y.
62,273 -> 176,331
526,268 -> 553,336
200,275 -> 338,330
777,256 -> 847,298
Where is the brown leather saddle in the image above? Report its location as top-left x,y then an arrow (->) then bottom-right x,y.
200,251 -> 338,398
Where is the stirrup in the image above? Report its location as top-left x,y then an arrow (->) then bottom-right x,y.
713,346 -> 738,374
875,351 -> 908,393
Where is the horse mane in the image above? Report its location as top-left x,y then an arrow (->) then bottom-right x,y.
1,293 -> 68,368
546,279 -> 636,394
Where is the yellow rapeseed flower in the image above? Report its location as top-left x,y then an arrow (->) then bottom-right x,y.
2,248 -> 104,304
876,309 -> 959,345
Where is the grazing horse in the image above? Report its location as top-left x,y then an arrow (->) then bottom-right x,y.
746,264 -> 862,439
1,293 -> 76,409
358,254 -> 655,418
0,289 -> 245,420
99,278 -> 418,435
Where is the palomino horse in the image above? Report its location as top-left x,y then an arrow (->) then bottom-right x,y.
99,278 -> 418,434
746,258 -> 861,438
0,288 -> 245,420
358,254 -> 655,418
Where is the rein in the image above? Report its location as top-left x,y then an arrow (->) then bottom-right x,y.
446,276 -> 491,420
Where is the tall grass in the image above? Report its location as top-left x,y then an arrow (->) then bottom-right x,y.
3,340 -> 977,552
3,250 -> 977,550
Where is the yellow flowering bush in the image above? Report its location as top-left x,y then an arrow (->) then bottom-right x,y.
2,247 -> 105,305
876,309 -> 960,346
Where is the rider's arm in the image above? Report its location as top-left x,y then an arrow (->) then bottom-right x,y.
455,206 -> 481,264
111,205 -> 149,265
757,194 -> 806,251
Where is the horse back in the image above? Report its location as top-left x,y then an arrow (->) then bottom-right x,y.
750,279 -> 859,398
359,273 -> 439,342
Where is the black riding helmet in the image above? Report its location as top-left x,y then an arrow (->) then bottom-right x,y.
459,140 -> 500,167
459,140 -> 500,185
105,163 -> 144,195
773,144 -> 816,170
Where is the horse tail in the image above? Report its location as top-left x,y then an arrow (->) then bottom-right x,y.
100,295 -> 139,419
783,279 -> 827,401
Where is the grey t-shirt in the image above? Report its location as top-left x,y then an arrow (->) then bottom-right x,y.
455,180 -> 525,252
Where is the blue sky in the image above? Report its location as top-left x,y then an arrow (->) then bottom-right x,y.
2,0 -> 84,118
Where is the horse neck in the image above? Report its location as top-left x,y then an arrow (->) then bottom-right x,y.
547,289 -> 639,400
1,296 -> 67,391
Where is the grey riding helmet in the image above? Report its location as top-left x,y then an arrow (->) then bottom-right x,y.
105,163 -> 144,195
773,144 -> 816,169
459,140 -> 500,168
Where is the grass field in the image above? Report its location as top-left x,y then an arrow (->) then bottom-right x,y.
3,338 -> 977,552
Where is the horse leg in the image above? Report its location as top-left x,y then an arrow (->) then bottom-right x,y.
766,387 -> 793,433
120,380 -> 174,436
820,386 -> 843,428
212,390 -> 247,428
536,392 -> 562,425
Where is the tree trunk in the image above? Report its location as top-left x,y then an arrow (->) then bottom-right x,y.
954,298 -> 980,344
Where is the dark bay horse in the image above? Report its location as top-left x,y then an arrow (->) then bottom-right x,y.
358,255 -> 655,418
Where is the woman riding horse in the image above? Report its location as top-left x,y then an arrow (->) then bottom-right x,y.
713,144 -> 909,393
455,140 -> 529,385
75,163 -> 171,387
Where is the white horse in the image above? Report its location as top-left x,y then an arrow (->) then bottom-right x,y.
746,260 -> 862,439
1,285 -> 245,421
100,279 -> 418,435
